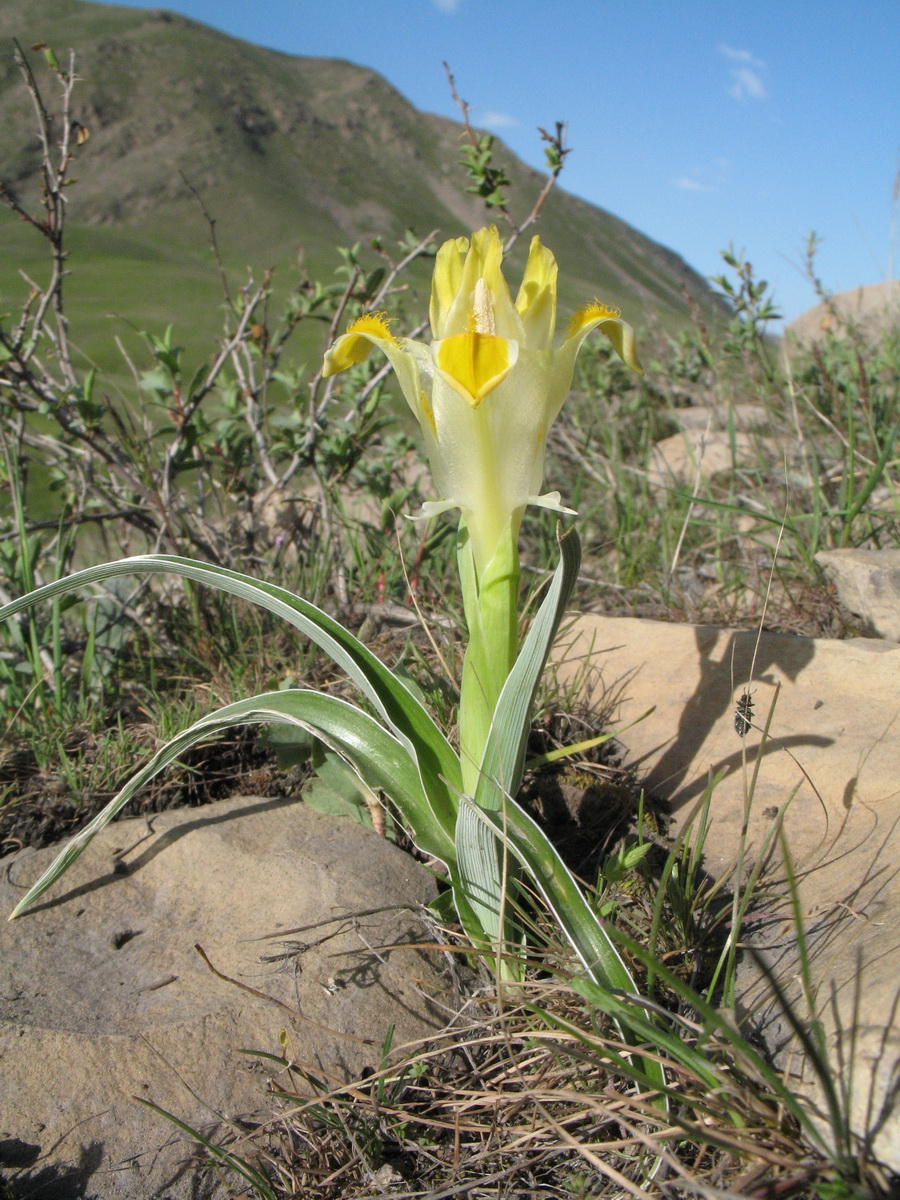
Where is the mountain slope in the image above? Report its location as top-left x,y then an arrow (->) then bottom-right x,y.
0,0 -> 725,342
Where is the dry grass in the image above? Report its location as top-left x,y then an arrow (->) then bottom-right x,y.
218,938 -> 893,1200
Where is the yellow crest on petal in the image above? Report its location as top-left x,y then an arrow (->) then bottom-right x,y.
322,311 -> 396,377
566,299 -> 621,338
346,311 -> 396,342
435,331 -> 515,407
564,299 -> 643,376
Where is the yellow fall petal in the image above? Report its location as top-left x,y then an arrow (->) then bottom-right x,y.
567,299 -> 621,335
434,331 -> 516,407
566,299 -> 643,375
322,312 -> 396,377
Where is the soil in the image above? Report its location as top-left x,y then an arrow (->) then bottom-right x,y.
0,724 -> 306,857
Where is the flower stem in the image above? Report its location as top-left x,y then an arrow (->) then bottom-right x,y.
457,519 -> 520,795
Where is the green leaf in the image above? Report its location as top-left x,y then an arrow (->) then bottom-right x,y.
137,1099 -> 278,1200
259,722 -> 315,769
467,798 -> 634,992
565,919 -> 835,1151
33,43 -> 60,71
464,797 -> 669,1106
9,689 -> 454,918
0,554 -> 461,837
186,360 -> 209,401
304,745 -> 378,828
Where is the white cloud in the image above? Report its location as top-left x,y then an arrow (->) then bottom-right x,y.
718,44 -> 768,101
674,158 -> 730,193
674,176 -> 714,192
477,110 -> 517,130
718,43 -> 764,68
431,0 -> 460,12
729,66 -> 767,101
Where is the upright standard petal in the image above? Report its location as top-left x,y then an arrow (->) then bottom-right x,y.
441,227 -> 524,343
515,236 -> 558,351
429,235 -> 469,339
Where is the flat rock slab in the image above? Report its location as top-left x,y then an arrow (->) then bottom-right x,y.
555,615 -> 900,1171
648,429 -> 779,487
0,795 -> 455,1199
673,403 -> 770,433
817,547 -> 900,641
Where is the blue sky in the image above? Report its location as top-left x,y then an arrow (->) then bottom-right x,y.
93,0 -> 899,324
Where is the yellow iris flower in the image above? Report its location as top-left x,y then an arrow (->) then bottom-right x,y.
323,226 -> 642,575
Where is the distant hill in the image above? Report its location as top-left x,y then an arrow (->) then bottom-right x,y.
0,0 -> 727,366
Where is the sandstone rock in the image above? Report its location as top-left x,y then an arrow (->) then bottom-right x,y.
673,403 -> 769,433
787,280 -> 900,349
0,795 -> 456,1199
648,428 -> 775,487
554,614 -> 900,1171
816,548 -> 900,642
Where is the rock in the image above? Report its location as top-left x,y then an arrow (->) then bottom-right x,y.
649,402 -> 776,501
816,548 -> 900,642
0,795 -> 456,1199
648,428 -> 776,487
673,403 -> 769,433
787,280 -> 900,348
554,614 -> 900,1171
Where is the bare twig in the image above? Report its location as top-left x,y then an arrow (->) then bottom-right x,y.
443,61 -> 571,254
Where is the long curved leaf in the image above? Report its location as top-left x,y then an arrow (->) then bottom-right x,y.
0,554 -> 461,827
464,797 -> 634,992
10,689 -> 454,918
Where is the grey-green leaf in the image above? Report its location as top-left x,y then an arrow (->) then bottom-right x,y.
9,689 -> 453,918
0,554 -> 461,837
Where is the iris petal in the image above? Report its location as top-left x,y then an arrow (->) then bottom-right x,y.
429,235 -> 469,338
515,236 -> 558,350
433,332 -> 517,406
565,301 -> 643,375
322,312 -> 396,376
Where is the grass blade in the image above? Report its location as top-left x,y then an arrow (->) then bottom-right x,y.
137,1098 -> 278,1199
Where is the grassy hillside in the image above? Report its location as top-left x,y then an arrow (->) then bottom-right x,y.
0,0 -> 727,374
